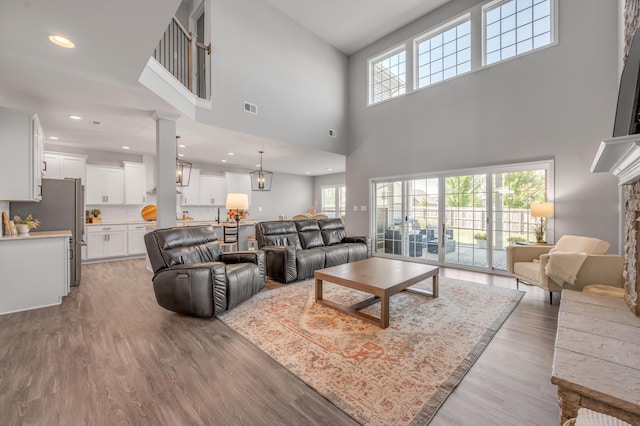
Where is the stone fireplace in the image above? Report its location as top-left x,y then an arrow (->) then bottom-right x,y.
593,134 -> 640,316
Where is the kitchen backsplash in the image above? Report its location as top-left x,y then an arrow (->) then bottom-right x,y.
86,194 -> 225,223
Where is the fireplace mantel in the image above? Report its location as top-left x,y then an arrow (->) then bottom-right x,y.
591,134 -> 640,185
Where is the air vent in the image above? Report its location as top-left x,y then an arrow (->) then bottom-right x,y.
90,120 -> 101,126
329,129 -> 337,138
243,101 -> 258,115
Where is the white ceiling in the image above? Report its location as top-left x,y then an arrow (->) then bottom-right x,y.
0,0 -> 449,176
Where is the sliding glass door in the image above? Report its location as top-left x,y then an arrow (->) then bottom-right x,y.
372,161 -> 553,272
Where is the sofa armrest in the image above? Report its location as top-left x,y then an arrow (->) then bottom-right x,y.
573,254 -> 625,288
222,250 -> 266,281
344,236 -> 372,257
261,246 -> 297,283
506,245 -> 553,274
152,262 -> 227,318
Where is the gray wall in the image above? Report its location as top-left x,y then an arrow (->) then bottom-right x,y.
202,0 -> 348,155
346,0 -> 621,251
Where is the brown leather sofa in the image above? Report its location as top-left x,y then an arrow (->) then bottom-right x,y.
255,218 -> 370,283
145,224 -> 265,318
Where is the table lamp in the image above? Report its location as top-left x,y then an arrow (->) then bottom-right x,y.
530,202 -> 553,244
226,193 -> 249,222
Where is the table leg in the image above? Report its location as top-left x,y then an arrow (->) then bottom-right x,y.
432,274 -> 439,298
315,278 -> 323,302
380,294 -> 389,328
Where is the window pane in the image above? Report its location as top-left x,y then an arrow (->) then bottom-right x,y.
370,48 -> 406,104
484,0 -> 553,65
416,18 -> 471,89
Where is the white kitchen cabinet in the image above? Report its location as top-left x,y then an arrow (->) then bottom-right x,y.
199,175 -> 226,206
180,168 -> 200,206
127,224 -> 148,255
86,224 -> 127,259
86,166 -> 124,205
0,106 -> 44,201
225,172 -> 251,206
123,162 -> 147,205
43,152 -> 87,183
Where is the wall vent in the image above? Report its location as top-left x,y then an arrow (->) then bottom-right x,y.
329,129 -> 337,138
243,101 -> 258,115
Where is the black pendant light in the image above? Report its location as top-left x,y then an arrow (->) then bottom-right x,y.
250,150 -> 273,191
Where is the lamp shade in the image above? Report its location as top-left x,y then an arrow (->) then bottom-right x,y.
530,202 -> 554,218
226,193 -> 249,210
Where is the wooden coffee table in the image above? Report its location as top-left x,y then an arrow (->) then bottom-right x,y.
314,257 -> 439,328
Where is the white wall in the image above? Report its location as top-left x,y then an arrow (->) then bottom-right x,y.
346,0 -> 621,250
201,0 -> 348,155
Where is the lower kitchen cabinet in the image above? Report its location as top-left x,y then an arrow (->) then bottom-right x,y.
127,224 -> 148,255
86,225 -> 127,259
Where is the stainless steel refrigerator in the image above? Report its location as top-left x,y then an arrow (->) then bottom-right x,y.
11,178 -> 84,286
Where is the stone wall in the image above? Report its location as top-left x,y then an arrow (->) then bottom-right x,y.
624,183 -> 640,316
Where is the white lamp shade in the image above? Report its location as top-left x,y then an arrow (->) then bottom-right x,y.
226,193 -> 249,210
531,202 -> 554,218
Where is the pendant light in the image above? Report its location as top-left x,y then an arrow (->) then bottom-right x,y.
250,150 -> 273,191
175,135 -> 192,187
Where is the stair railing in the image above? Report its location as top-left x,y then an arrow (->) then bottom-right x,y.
153,17 -> 211,99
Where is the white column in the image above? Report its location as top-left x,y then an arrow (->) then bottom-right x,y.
152,111 -> 180,229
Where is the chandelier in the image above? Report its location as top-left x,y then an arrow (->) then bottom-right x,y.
249,150 -> 273,191
175,135 -> 192,187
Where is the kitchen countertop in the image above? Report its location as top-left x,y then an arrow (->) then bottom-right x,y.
0,230 -> 72,242
86,220 -> 259,226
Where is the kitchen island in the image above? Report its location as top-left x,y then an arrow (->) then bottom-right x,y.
0,230 -> 71,315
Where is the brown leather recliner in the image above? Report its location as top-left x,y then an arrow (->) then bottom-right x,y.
144,225 -> 265,318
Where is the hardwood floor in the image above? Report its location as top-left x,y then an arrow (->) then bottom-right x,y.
0,259 -> 560,425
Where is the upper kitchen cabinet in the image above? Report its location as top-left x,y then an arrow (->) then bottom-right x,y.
225,172 -> 251,206
43,151 -> 87,183
180,168 -> 200,206
123,162 -> 147,205
86,165 -> 124,205
0,106 -> 44,201
199,175 -> 226,206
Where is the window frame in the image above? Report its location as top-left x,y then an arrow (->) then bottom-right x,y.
413,13 -> 472,91
481,0 -> 558,67
367,44 -> 408,106
321,184 -> 346,218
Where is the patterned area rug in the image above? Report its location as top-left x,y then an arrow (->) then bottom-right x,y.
219,276 -> 524,425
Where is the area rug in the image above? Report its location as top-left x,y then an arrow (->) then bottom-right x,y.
218,277 -> 524,425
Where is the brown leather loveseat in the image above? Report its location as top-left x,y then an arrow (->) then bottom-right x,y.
255,218 -> 370,283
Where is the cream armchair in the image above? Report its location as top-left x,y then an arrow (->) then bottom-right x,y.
506,235 -> 624,304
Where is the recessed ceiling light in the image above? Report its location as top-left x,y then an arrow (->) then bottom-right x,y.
178,153 -> 184,157
122,146 -> 130,150
256,164 -> 260,167
327,168 -> 333,171
68,115 -> 82,120
49,136 -> 59,140
221,159 -> 227,163
228,152 -> 234,156
305,172 -> 310,175
48,34 -> 75,49
179,144 -> 186,148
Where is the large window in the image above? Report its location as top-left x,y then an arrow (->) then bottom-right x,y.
369,47 -> 406,105
372,160 -> 553,272
415,16 -> 471,89
321,185 -> 346,218
484,0 -> 553,65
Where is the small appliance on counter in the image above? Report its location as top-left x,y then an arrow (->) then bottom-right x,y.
10,178 -> 84,286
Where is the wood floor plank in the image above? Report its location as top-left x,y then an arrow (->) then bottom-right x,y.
0,259 -> 561,425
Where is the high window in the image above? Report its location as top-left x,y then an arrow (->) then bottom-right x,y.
415,16 -> 471,89
484,0 -> 553,65
369,47 -> 406,105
